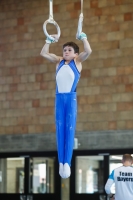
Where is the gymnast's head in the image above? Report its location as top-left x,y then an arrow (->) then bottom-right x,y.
63,42 -> 79,61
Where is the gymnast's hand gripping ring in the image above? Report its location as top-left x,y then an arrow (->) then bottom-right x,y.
43,0 -> 61,41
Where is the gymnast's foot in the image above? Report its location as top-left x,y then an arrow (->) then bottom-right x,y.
62,163 -> 71,179
59,163 -> 64,177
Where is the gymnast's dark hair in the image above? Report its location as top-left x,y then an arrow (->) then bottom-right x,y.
63,42 -> 79,54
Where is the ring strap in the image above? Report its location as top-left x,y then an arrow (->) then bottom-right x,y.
49,0 -> 53,20
76,0 -> 84,39
81,0 -> 83,14
43,0 -> 61,41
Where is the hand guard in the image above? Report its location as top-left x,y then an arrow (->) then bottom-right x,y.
76,32 -> 87,41
45,36 -> 57,44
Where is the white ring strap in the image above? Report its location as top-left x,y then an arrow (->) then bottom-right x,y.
81,0 -> 83,14
43,0 -> 61,41
76,0 -> 84,39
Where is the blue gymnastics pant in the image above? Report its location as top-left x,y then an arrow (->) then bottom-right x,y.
55,92 -> 77,166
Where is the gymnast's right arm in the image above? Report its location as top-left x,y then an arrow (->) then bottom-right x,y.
40,35 -> 61,63
40,43 -> 61,63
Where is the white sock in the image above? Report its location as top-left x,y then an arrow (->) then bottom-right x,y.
59,163 -> 64,177
62,163 -> 71,179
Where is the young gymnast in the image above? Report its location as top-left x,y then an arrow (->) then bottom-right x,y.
40,32 -> 92,178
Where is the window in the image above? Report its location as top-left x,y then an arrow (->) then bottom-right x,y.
32,157 -> 55,193
76,156 -> 104,193
0,158 -> 24,193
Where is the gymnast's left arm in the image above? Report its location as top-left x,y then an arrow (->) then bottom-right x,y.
76,33 -> 92,63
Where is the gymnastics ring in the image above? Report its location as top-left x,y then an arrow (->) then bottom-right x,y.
43,0 -> 61,41
76,0 -> 83,39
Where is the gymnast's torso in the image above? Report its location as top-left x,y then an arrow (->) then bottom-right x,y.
56,59 -> 80,93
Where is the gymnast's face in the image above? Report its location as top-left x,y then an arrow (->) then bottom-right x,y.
63,46 -> 78,61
